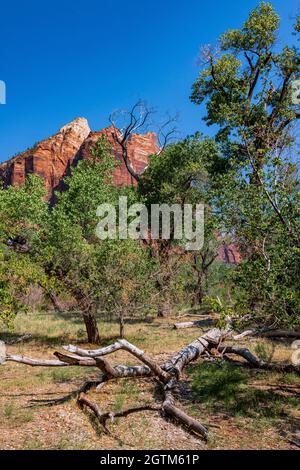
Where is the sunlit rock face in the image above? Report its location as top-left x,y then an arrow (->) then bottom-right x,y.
0,118 -> 159,197
0,118 -> 91,195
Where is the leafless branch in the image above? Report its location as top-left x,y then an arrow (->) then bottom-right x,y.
109,100 -> 178,181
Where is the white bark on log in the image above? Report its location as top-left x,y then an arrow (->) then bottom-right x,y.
63,342 -> 123,357
113,364 -> 152,377
5,352 -> 153,377
5,354 -> 69,367
232,329 -> 257,340
117,339 -> 170,382
163,328 -> 226,376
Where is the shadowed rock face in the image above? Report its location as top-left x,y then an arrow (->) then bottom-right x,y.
0,118 -> 159,198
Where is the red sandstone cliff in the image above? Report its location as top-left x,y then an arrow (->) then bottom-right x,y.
0,118 -> 159,196
0,118 -> 91,194
0,119 -> 239,264
81,127 -> 158,186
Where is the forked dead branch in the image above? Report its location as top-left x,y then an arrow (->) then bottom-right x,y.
1,327 -> 299,441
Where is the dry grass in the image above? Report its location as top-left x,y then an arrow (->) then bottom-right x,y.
0,312 -> 299,450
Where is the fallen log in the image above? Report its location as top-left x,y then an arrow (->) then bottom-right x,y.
162,388 -> 208,438
173,319 -> 216,329
2,328 -> 226,441
63,342 -> 123,357
3,326 -> 298,444
163,328 -> 225,377
260,329 -> 300,339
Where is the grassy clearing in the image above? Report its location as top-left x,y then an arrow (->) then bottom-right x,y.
0,312 -> 299,450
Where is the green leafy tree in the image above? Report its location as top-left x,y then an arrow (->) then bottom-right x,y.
191,1 -> 299,183
139,135 -> 223,311
0,175 -> 48,326
215,153 -> 300,327
35,137 -> 119,343
94,239 -> 158,337
191,2 -> 300,326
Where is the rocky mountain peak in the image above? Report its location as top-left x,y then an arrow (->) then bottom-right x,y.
59,117 -> 91,140
0,117 -> 159,197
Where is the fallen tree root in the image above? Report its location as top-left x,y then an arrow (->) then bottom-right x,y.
2,326 -> 299,442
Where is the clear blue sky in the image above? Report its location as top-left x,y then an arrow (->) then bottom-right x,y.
0,0 -> 298,162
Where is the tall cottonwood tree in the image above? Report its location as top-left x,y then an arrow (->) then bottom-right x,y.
38,137 -> 158,343
191,2 -> 300,326
191,2 -> 299,184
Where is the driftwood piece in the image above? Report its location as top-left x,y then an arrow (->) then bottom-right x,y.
117,339 -> 170,382
163,328 -> 224,377
5,354 -> 69,367
63,342 -> 123,357
232,329 -> 257,340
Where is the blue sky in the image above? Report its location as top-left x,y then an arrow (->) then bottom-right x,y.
0,0 -> 298,162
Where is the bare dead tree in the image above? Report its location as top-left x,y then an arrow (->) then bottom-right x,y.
156,112 -> 179,155
109,100 -> 178,183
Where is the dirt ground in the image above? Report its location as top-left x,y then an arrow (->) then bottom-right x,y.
0,312 -> 299,450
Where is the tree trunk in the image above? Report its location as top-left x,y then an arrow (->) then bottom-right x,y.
193,276 -> 205,306
192,255 -> 206,307
71,288 -> 100,344
157,302 -> 171,318
119,314 -> 125,339
49,292 -> 64,313
82,311 -> 100,344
